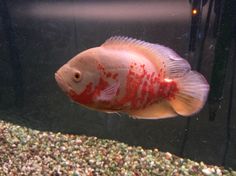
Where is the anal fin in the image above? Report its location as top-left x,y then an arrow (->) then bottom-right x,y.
126,100 -> 178,119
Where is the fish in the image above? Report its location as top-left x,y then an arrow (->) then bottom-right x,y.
55,36 -> 209,119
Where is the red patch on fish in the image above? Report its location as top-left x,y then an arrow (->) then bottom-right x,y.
69,77 -> 109,105
97,63 -> 118,80
157,80 -> 178,100
112,63 -> 179,109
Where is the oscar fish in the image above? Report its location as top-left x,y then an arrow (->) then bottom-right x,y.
55,36 -> 209,119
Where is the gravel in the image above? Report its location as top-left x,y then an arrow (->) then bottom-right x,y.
0,120 -> 235,176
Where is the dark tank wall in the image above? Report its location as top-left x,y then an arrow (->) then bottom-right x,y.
0,0 -> 236,169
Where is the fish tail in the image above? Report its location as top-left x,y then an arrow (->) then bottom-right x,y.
169,71 -> 209,116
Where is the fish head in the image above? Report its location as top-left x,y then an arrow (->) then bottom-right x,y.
55,48 -> 101,101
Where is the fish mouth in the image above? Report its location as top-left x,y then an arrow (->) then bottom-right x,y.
55,72 -> 70,93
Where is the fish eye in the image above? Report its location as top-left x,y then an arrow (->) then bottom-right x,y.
73,71 -> 81,82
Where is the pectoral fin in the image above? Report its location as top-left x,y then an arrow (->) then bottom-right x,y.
96,82 -> 120,101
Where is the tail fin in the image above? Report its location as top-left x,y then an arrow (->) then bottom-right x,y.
169,71 -> 209,116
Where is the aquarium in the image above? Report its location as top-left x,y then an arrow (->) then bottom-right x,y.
0,0 -> 236,175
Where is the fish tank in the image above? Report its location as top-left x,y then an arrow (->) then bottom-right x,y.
0,0 -> 236,175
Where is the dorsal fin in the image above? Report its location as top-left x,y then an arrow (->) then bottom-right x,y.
102,36 -> 191,79
102,36 -> 148,48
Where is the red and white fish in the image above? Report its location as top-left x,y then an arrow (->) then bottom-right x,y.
55,36 -> 209,119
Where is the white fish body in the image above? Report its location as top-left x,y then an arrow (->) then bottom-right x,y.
55,36 -> 209,119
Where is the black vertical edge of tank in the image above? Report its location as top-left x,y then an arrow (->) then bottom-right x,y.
0,0 -> 24,108
208,0 -> 236,121
188,0 -> 204,52
222,40 -> 236,167
196,0 -> 214,71
213,0 -> 223,37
